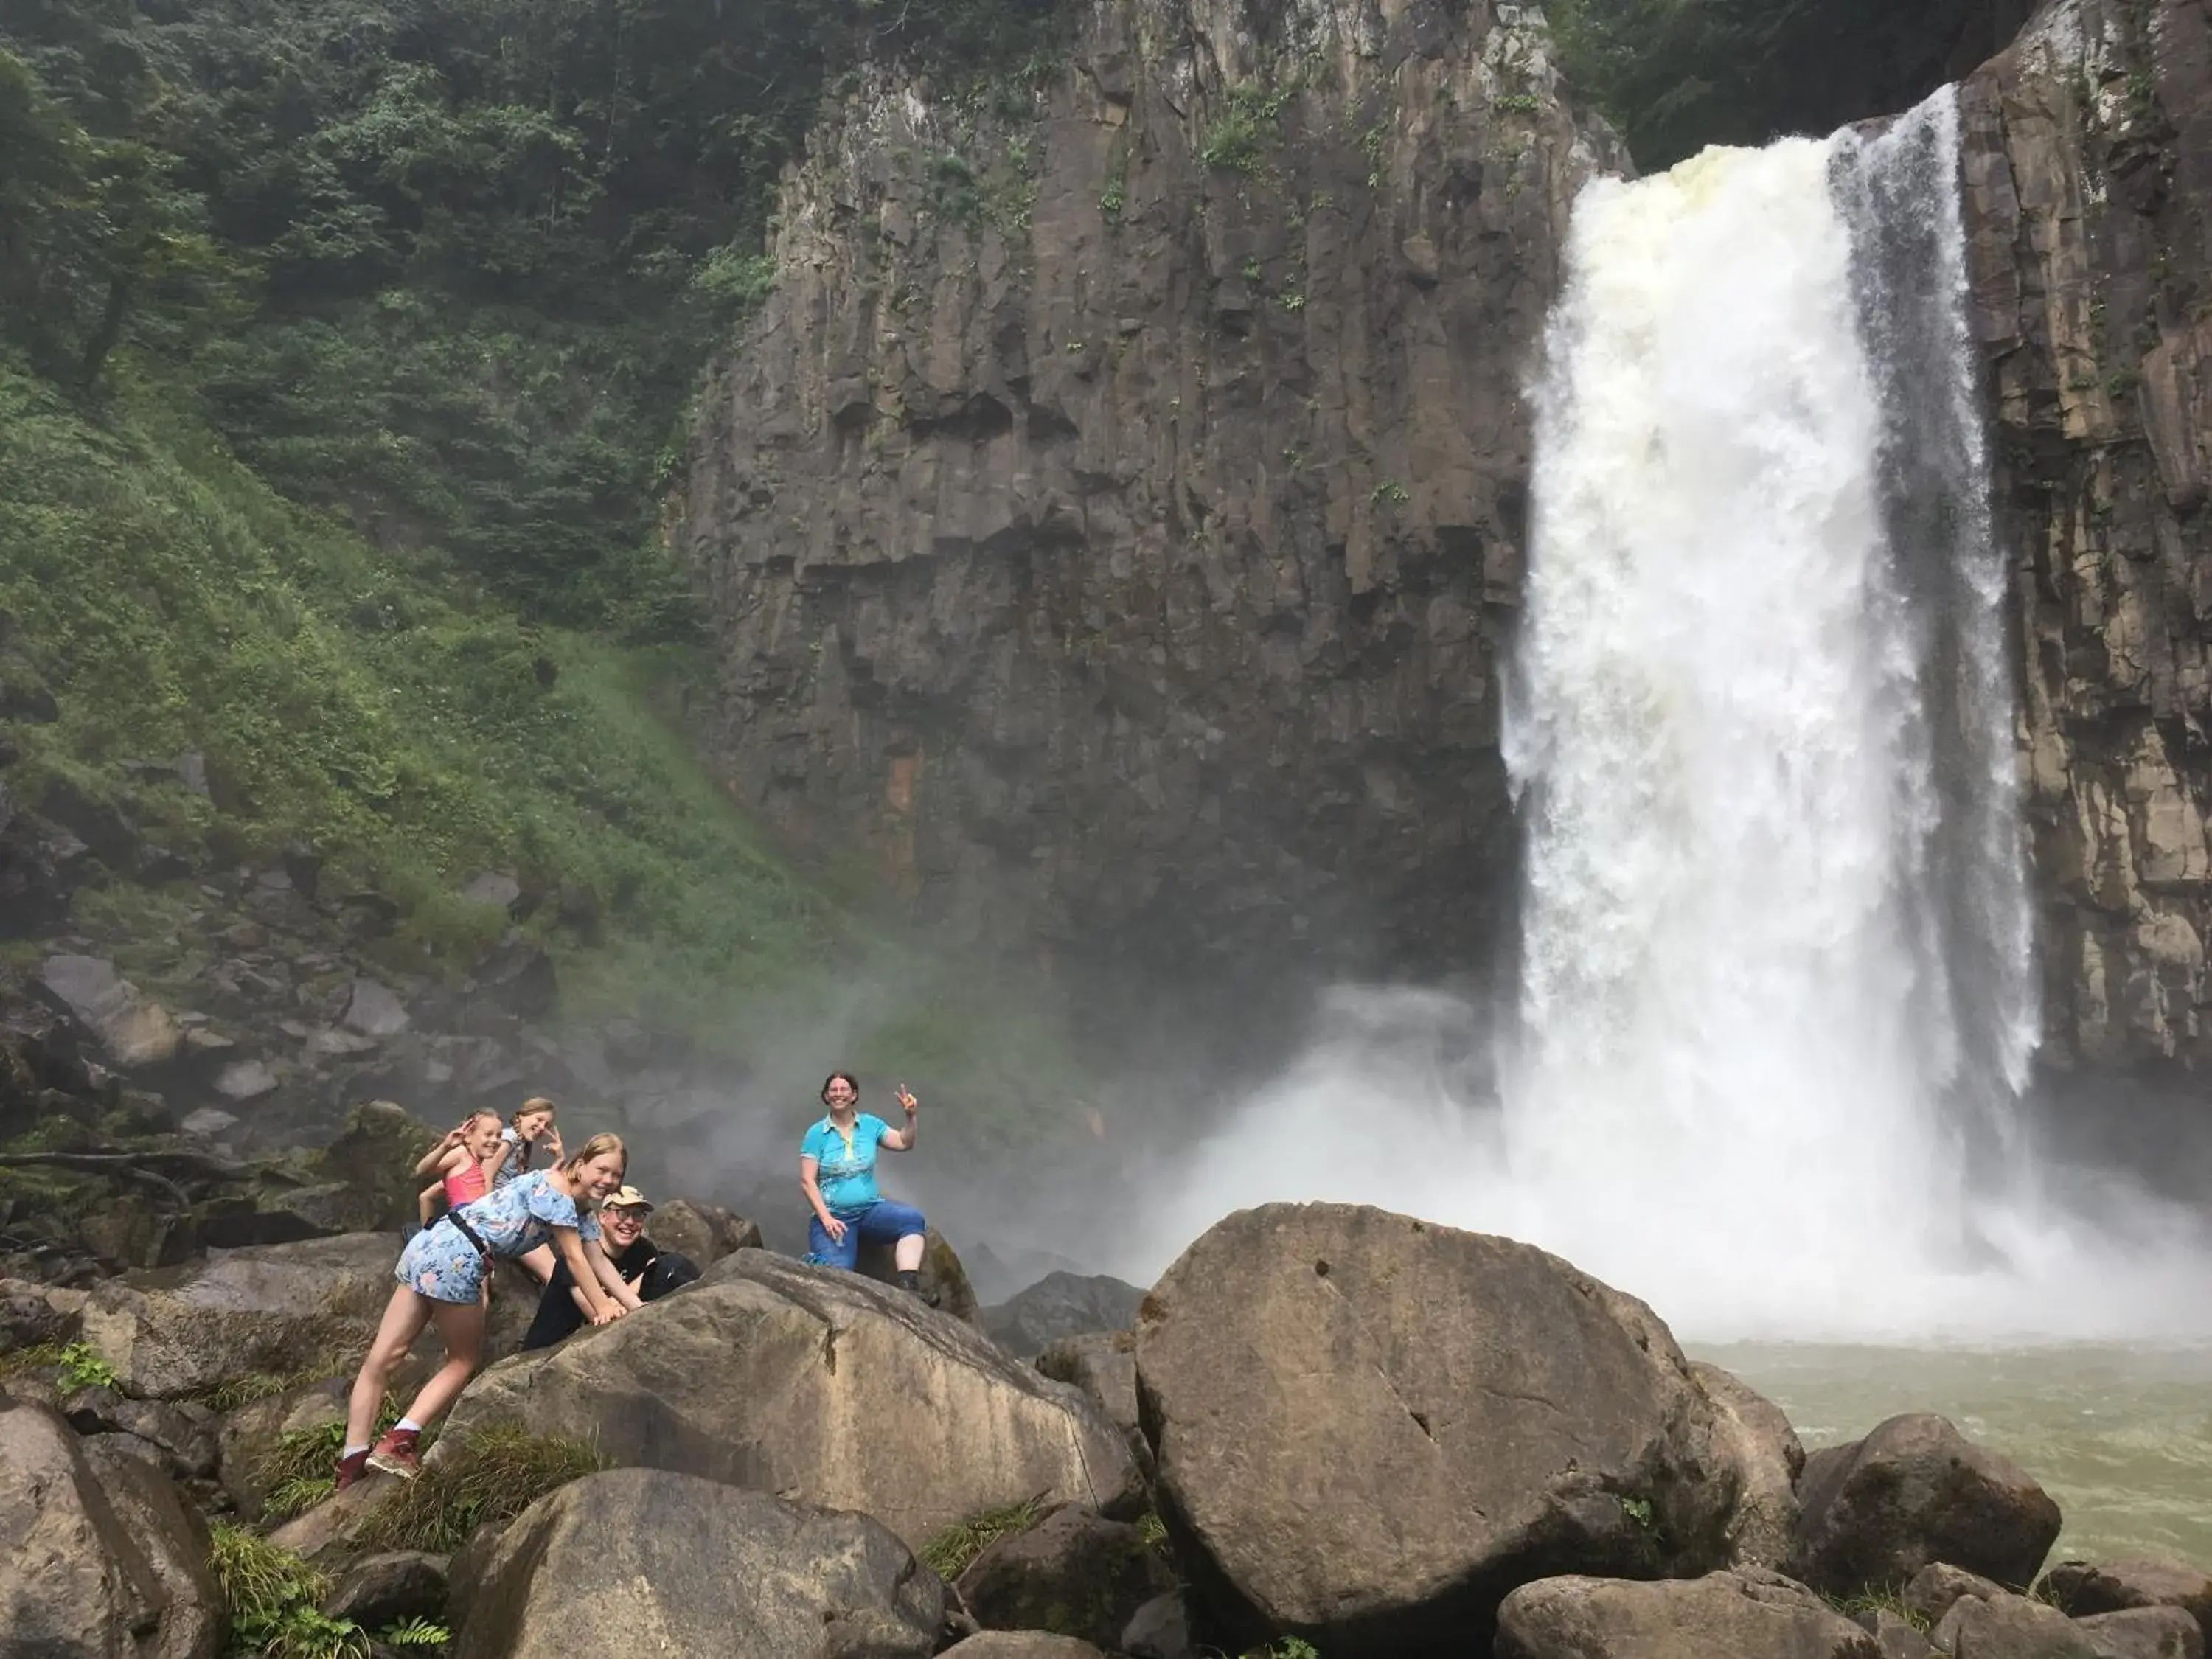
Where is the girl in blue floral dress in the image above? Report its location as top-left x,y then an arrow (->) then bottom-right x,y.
338,1132 -> 639,1485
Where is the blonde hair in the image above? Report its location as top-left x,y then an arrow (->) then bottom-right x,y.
561,1132 -> 627,1175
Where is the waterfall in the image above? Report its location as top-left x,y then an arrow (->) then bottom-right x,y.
1132,91 -> 2211,1338
1500,89 -> 2038,1321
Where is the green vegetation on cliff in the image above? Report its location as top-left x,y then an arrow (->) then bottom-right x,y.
0,0 -> 1088,1124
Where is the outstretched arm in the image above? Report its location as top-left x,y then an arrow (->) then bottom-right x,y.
585,1238 -> 644,1311
552,1228 -> 622,1324
413,1130 -> 464,1178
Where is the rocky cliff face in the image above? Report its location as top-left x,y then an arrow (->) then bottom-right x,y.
1960,0 -> 2212,1175
678,0 -> 1625,1004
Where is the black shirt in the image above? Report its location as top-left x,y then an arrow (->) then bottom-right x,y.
518,1235 -> 661,1351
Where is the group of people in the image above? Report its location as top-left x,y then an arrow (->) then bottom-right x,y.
336,1072 -> 933,1487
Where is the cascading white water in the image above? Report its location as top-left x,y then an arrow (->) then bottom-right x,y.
1499,91 -> 2031,1320
1128,90 -> 2211,1338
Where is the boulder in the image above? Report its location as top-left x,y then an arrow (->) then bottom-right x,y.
77,1231 -> 400,1398
37,954 -> 182,1069
2045,1559 -> 2212,1635
305,1102 -> 439,1233
1901,1561 -> 2004,1627
983,1272 -> 1145,1358
1494,1569 -> 1882,1658
938,1638 -> 1107,1659
79,1436 -> 223,1659
1,1275 -> 83,1349
321,1550 -> 449,1629
1035,1329 -> 1150,1478
647,1198 -> 763,1267
1930,1590 -> 2098,1658
267,1466 -> 406,1563
341,980 -> 409,1037
1121,1591 -> 1196,1659
956,1502 -> 1173,1649
1136,1204 -> 1738,1654
0,1397 -> 220,1659
1693,1360 -> 1804,1569
1790,1414 -> 2062,1594
436,1251 -> 1142,1550
2076,1607 -> 2206,1659
448,1467 -> 942,1659
63,1385 -> 219,1478
858,1225 -> 986,1329
1857,1608 -> 1933,1659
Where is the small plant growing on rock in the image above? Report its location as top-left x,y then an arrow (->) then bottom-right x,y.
3,1340 -> 122,1391
376,1618 -> 451,1646
920,1496 -> 1042,1580
355,1423 -> 605,1554
209,1524 -> 370,1659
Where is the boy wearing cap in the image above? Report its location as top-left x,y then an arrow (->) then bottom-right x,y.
518,1186 -> 699,1352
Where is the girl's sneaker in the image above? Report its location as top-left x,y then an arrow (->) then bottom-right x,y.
333,1449 -> 370,1491
366,1427 -> 421,1480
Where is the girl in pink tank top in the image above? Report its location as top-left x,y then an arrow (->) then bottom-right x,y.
415,1111 -> 504,1229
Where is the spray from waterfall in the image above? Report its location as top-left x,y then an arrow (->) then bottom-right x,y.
1127,89 -> 2211,1339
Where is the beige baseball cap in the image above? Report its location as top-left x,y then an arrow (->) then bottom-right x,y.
601,1186 -> 653,1213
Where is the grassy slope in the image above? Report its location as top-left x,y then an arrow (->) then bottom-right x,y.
0,357 -> 1092,1158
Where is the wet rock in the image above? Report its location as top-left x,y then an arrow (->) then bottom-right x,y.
38,953 -> 182,1069
938,1638 -> 1106,1659
341,979 -> 409,1037
956,1502 -> 1172,1649
2045,1559 -> 2212,1636
448,1467 -> 942,1659
437,1250 -> 1142,1551
1790,1413 -> 2061,1594
461,872 -> 522,911
0,1397 -> 220,1659
1136,1203 -> 1736,1655
177,1107 -> 238,1138
0,795 -> 88,938
77,1231 -> 400,1397
1494,1568 -> 1882,1659
2076,1607 -> 2207,1659
1930,1590 -> 2096,1658
321,1551 -> 448,1629
470,941 -> 557,1020
1694,1360 -> 1806,1570
982,1271 -> 1144,1358
213,1059 -> 279,1101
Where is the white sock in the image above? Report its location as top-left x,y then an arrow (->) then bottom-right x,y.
394,1418 -> 422,1434
341,1444 -> 369,1459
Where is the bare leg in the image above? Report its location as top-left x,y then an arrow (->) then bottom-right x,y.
516,1243 -> 556,1284
894,1232 -> 925,1273
394,1296 -> 487,1430
349,1285 -> 433,1447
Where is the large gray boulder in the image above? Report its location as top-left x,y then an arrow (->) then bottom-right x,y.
1930,1589 -> 2098,1658
2076,1607 -> 2207,1659
1135,1204 -> 1739,1655
449,1467 -> 942,1659
0,1397 -> 220,1659
77,1232 -> 400,1398
2045,1559 -> 2212,1638
437,1250 -> 1143,1548
1790,1413 -> 2062,1594
1494,1569 -> 1882,1658
644,1198 -> 762,1267
983,1272 -> 1144,1358
939,1638 -> 1107,1658
1693,1360 -> 1804,1569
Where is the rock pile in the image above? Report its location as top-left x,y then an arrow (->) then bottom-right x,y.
3,1194 -> 2206,1659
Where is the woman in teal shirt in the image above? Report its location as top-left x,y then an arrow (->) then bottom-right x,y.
799,1070 -> 932,1300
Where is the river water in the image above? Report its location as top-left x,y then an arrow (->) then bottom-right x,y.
1710,1342 -> 2212,1565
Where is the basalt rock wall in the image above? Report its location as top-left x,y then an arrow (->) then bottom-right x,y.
678,0 -> 1625,1005
1961,0 -> 2212,1179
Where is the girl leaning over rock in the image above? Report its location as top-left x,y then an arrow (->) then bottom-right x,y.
338,1131 -> 639,1486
